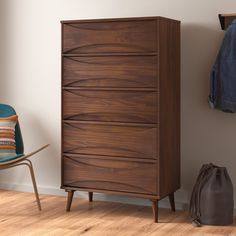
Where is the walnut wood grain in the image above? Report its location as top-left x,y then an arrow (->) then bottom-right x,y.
66,190 -> 74,212
63,122 -> 157,159
62,186 -> 158,199
62,56 -> 157,88
63,155 -> 157,194
151,199 -> 158,223
88,192 -> 93,202
61,16 -> 180,223
62,20 -> 157,54
219,14 -> 236,30
168,192 -> 176,212
63,89 -> 157,123
157,18 -> 181,198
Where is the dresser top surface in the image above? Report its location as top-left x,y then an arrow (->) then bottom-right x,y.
61,16 -> 180,24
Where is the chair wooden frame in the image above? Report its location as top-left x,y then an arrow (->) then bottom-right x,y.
0,144 -> 49,211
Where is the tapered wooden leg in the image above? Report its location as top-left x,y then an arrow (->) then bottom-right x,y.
26,160 -> 41,211
168,192 -> 176,212
88,192 -> 93,202
4,160 -> 41,211
151,199 -> 158,223
66,190 -> 75,212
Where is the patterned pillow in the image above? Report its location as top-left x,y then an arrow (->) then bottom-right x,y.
0,115 -> 17,157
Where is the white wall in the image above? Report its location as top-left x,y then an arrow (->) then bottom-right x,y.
0,0 -> 236,209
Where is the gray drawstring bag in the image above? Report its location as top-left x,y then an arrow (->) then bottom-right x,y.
189,163 -> 234,226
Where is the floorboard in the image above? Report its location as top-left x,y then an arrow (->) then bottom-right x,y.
0,190 -> 235,236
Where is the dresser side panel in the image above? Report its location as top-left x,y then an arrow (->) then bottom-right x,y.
158,19 -> 181,198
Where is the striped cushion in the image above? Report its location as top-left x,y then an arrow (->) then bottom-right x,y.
0,115 -> 17,158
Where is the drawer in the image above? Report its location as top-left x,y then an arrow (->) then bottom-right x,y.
63,90 -> 157,123
62,56 -> 157,88
62,20 -> 157,54
63,155 -> 157,195
63,122 -> 157,159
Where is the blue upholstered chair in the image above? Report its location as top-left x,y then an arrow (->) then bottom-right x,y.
0,104 -> 49,211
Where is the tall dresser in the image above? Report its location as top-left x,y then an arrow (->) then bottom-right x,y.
61,16 -> 180,223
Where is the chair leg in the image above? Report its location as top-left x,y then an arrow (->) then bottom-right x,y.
25,159 -> 41,211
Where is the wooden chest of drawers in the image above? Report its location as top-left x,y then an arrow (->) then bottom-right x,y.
61,16 -> 180,222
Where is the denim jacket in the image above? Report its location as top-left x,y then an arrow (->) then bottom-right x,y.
209,19 -> 236,112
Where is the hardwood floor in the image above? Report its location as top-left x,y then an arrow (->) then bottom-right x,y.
0,190 -> 235,236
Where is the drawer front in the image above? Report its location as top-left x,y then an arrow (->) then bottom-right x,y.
63,155 -> 157,194
62,20 -> 157,54
63,90 -> 157,123
63,122 -> 157,159
63,56 -> 157,88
